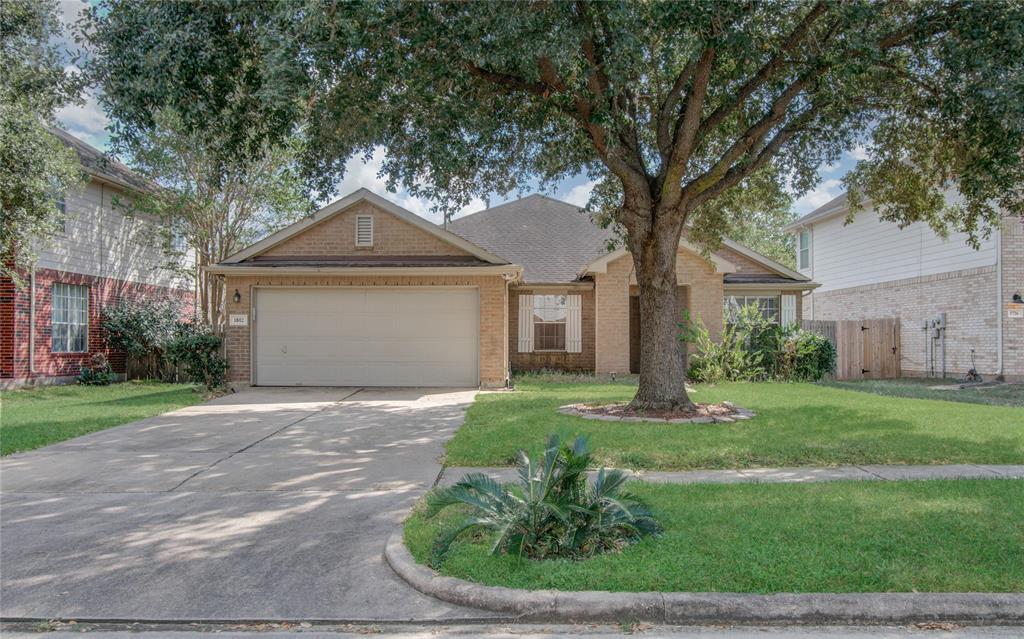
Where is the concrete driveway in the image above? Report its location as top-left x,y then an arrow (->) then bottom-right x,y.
0,387 -> 495,621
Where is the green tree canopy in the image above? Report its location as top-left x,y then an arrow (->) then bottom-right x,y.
83,0 -> 1024,408
1,0 -> 84,280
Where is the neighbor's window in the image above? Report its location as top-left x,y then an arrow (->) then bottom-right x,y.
55,196 -> 67,233
533,294 -> 567,350
798,229 -> 810,269
725,295 -> 779,323
52,283 -> 89,352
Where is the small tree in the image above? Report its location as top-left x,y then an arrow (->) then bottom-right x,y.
2,0 -> 84,281
101,297 -> 182,378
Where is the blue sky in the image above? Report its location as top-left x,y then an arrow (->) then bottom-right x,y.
56,0 -> 858,223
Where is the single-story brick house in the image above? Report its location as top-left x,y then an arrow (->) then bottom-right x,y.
209,189 -> 817,387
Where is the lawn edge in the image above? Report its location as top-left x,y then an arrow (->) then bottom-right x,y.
384,529 -> 1024,624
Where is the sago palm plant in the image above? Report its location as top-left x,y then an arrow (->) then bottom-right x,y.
425,435 -> 660,560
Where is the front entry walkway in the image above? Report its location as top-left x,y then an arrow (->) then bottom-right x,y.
0,387 -> 497,621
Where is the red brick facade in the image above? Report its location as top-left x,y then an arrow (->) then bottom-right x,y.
1,266 -> 193,385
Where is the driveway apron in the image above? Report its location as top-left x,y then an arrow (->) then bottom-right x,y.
0,387 -> 494,621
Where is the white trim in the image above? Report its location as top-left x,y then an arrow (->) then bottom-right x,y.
582,240 -> 737,276
355,214 -> 374,247
517,294 -> 534,353
566,294 -> 582,353
720,238 -> 811,281
206,264 -> 523,278
781,294 -> 797,325
724,282 -> 820,291
221,188 -> 509,265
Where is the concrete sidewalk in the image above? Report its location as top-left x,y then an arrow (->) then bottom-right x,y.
437,463 -> 1024,487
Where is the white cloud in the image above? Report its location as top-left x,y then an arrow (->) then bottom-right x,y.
562,180 -> 597,207
793,178 -> 843,214
849,145 -> 869,161
328,147 -> 486,224
57,90 -> 109,147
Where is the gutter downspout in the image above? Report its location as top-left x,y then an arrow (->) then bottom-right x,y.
29,266 -> 36,375
995,224 -> 1004,379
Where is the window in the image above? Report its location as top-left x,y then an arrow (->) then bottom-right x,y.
725,295 -> 779,323
52,283 -> 89,352
798,229 -> 810,270
170,222 -> 188,253
55,196 -> 67,233
533,294 -> 567,350
355,215 -> 374,246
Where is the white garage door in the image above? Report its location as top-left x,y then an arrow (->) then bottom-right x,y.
254,288 -> 479,387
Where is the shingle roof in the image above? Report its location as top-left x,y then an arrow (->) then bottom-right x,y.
447,194 -> 614,283
49,127 -> 159,195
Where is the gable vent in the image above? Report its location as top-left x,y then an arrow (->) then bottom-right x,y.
355,215 -> 374,246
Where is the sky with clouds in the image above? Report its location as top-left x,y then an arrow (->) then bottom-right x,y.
54,0 -> 857,223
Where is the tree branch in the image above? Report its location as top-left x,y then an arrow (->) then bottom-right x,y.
696,1 -> 827,141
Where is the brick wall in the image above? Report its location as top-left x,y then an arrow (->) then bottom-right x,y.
263,202 -> 472,257
807,266 -> 1003,378
221,273 -> 509,387
509,287 -> 595,372
1,267 -> 193,384
595,249 -> 724,374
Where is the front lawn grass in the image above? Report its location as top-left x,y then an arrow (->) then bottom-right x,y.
445,376 -> 1024,469
406,479 -> 1024,593
1,381 -> 202,455
822,377 -> 1024,407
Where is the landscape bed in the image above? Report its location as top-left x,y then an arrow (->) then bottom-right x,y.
405,478 -> 1024,593
445,377 -> 1024,470
1,381 -> 201,455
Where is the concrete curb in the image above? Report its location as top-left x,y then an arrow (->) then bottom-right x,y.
385,531 -> 1024,625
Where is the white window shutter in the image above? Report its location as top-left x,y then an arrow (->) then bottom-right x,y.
781,294 -> 797,326
518,294 -> 534,353
566,295 -> 582,353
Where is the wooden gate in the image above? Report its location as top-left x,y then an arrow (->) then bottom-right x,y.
802,318 -> 901,380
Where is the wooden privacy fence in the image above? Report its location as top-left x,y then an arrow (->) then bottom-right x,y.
800,318 -> 901,380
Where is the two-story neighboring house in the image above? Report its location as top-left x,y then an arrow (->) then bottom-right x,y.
785,192 -> 1023,381
0,129 -> 194,387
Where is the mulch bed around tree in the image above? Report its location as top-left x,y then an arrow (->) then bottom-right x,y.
558,401 -> 755,424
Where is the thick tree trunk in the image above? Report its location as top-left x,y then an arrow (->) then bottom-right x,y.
628,221 -> 695,412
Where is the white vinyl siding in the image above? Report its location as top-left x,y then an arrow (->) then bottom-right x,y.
51,283 -> 89,352
355,215 -> 374,246
809,198 -> 996,293
34,181 -> 193,290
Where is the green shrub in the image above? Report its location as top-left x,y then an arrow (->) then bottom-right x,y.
687,305 -> 835,383
76,353 -> 116,385
425,435 -> 660,561
165,323 -> 229,390
101,297 -> 183,378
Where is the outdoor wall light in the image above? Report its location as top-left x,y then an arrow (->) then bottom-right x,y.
233,289 -> 241,304
1014,293 -> 1023,304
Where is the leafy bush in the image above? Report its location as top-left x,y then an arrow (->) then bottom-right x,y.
101,297 -> 183,377
77,353 -> 115,385
688,305 -> 835,383
165,323 -> 229,390
779,330 -> 836,382
425,435 -> 660,561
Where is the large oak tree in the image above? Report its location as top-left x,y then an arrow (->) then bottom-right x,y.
84,0 -> 1023,409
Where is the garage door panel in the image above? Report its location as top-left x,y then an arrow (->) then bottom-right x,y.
255,288 -> 479,387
